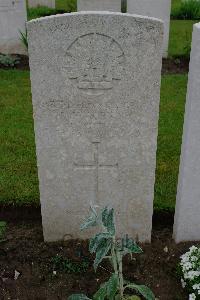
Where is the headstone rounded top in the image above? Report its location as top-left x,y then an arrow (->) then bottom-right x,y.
27,11 -> 164,27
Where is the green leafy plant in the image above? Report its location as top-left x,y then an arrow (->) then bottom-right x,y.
68,206 -> 155,300
0,221 -> 7,242
52,254 -> 89,274
20,28 -> 28,50
0,54 -> 20,67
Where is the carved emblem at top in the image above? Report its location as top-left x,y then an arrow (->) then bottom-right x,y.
65,33 -> 125,96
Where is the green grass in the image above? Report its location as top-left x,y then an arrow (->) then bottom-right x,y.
27,0 -> 76,20
0,70 -> 39,206
171,0 -> 200,19
28,6 -> 59,20
171,0 -> 182,14
169,20 -> 196,57
154,75 -> 187,211
0,71 -> 187,211
56,0 -> 76,11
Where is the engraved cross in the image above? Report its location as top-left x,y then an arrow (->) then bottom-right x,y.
74,142 -> 118,203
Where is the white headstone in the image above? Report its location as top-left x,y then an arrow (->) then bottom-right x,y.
127,0 -> 171,58
77,0 -> 121,12
27,12 -> 163,242
0,0 -> 27,54
28,0 -> 55,8
173,22 -> 200,243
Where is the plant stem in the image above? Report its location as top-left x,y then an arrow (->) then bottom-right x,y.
111,237 -> 118,275
117,250 -> 124,299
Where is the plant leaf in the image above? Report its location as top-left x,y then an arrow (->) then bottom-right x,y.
93,274 -> 118,300
101,207 -> 115,235
89,232 -> 112,254
93,282 -> 107,300
94,238 -> 112,271
121,237 -> 142,256
106,274 -> 118,299
68,294 -> 92,300
125,283 -> 155,300
80,207 -> 98,231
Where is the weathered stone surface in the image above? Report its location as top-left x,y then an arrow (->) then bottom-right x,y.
77,0 -> 121,12
173,23 -> 200,243
127,0 -> 171,57
28,0 -> 55,8
0,0 -> 27,54
27,12 -> 163,242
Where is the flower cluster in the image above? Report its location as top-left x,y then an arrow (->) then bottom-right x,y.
180,246 -> 200,300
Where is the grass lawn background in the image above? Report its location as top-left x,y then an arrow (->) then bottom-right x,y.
155,75 -> 187,211
0,71 -> 187,211
0,71 -> 39,206
169,20 -> 196,57
171,0 -> 181,12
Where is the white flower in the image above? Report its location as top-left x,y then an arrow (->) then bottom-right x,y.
181,278 -> 186,288
193,283 -> 200,290
180,253 -> 190,264
189,246 -> 198,252
180,246 -> 200,299
191,256 -> 198,262
189,293 -> 196,300
182,262 -> 193,272
184,270 -> 200,280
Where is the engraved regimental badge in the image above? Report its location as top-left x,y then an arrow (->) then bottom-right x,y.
65,33 -> 125,96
